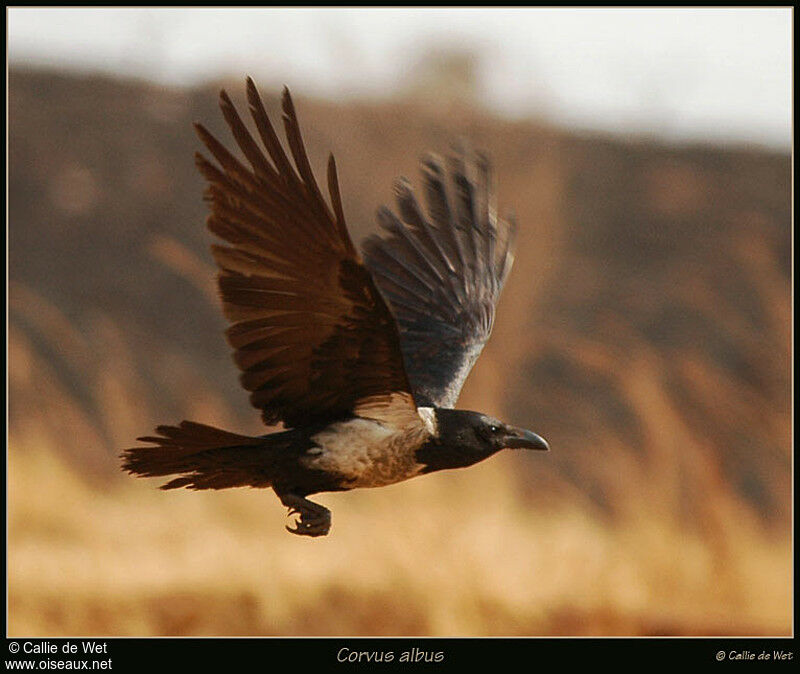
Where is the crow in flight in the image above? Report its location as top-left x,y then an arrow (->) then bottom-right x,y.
122,79 -> 549,537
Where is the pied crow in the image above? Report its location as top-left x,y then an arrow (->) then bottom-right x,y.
122,79 -> 549,537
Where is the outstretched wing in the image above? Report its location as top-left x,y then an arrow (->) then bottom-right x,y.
362,147 -> 516,408
194,79 -> 416,429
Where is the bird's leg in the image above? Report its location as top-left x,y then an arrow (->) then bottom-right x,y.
280,493 -> 332,537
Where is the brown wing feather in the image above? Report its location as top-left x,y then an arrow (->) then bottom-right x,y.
195,80 -> 416,429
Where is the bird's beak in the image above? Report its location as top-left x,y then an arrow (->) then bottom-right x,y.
503,426 -> 550,451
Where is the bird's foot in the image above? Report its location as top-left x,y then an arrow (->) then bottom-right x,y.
280,494 -> 331,537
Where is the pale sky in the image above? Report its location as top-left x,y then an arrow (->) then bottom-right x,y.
7,7 -> 793,149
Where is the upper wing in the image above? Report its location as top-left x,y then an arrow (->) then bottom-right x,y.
194,80 -> 417,429
362,147 -> 516,408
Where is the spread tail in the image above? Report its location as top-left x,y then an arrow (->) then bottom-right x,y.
121,421 -> 279,490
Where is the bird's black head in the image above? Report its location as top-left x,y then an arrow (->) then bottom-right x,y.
415,408 -> 549,474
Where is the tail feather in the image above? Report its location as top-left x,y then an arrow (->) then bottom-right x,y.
121,421 -> 279,491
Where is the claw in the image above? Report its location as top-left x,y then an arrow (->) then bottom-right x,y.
279,494 -> 332,537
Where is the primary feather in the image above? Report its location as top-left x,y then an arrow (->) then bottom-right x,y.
362,145 -> 517,408
194,80 -> 415,429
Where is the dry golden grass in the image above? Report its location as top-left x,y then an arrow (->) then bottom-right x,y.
8,430 -> 790,637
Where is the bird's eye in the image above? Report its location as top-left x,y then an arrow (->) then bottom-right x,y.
489,425 -> 500,433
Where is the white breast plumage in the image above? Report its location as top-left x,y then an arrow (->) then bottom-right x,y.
304,416 -> 431,488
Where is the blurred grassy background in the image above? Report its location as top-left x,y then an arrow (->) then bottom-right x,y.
7,63 -> 791,637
